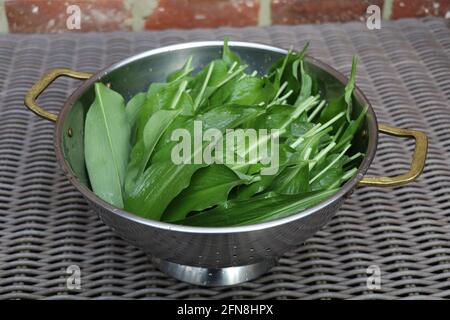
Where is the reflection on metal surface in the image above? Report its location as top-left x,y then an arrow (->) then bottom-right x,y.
153,257 -> 276,286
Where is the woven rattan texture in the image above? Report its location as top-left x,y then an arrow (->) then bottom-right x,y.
1,18 -> 450,299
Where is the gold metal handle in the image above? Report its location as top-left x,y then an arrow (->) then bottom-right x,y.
359,124 -> 428,187
24,68 -> 93,122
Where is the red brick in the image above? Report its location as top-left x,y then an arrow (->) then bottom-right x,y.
5,0 -> 131,33
271,0 -> 384,24
391,0 -> 450,19
144,0 -> 260,30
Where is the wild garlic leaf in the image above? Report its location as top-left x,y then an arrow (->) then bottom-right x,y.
125,92 -> 146,129
125,161 -> 204,220
270,49 -> 291,92
162,164 -> 254,222
335,104 -> 368,152
85,83 -> 130,208
142,110 -> 182,168
151,104 -> 265,163
222,36 -> 241,66
269,162 -> 310,195
189,60 -> 226,103
235,174 -> 277,200
293,61 -> 312,106
166,56 -> 194,82
310,153 -> 350,191
269,43 -> 309,79
235,144 -> 295,200
176,189 -> 338,227
344,56 -> 358,122
269,43 -> 309,102
228,96 -> 320,173
125,109 -> 183,194
309,144 -> 352,188
125,81 -> 190,193
221,76 -> 276,106
190,59 -> 248,112
124,104 -> 264,220
319,55 -> 358,127
318,95 -> 347,130
135,82 -> 179,138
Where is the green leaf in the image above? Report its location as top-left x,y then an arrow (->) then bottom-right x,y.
85,83 -> 130,208
176,188 -> 338,227
229,96 -> 319,173
270,49 -> 291,92
222,36 -> 241,66
344,56 -> 358,122
151,104 -> 265,163
318,95 -> 347,129
124,104 -> 264,220
270,162 -> 310,194
125,109 -> 182,193
234,144 -> 295,200
167,56 -> 194,82
235,174 -> 276,200
310,152 -> 349,191
319,56 -> 357,126
125,81 -> 190,192
162,164 -> 253,222
125,161 -> 203,220
125,92 -> 146,128
189,59 -> 247,112
135,82 -> 181,138
219,76 -> 276,106
293,61 -> 312,106
289,120 -> 315,137
309,144 -> 352,189
335,105 -> 368,152
268,43 -> 309,102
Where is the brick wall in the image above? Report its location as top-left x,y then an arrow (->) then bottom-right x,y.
0,0 -> 449,33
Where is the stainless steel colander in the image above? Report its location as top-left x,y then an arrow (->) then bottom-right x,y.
24,41 -> 427,286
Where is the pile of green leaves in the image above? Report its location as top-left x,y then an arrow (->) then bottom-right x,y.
84,39 -> 367,227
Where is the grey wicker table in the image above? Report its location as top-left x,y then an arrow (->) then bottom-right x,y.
1,17 -> 450,299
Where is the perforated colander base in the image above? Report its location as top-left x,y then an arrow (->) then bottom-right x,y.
1,18 -> 450,299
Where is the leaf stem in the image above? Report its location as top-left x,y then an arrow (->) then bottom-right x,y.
227,61 -> 238,74
310,143 -> 351,183
169,80 -> 188,109
171,56 -> 193,82
307,100 -> 326,122
309,141 -> 337,170
194,61 -> 215,110
332,122 -> 346,142
344,152 -> 363,164
218,65 -> 247,87
306,111 -> 345,137
290,123 -> 321,148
